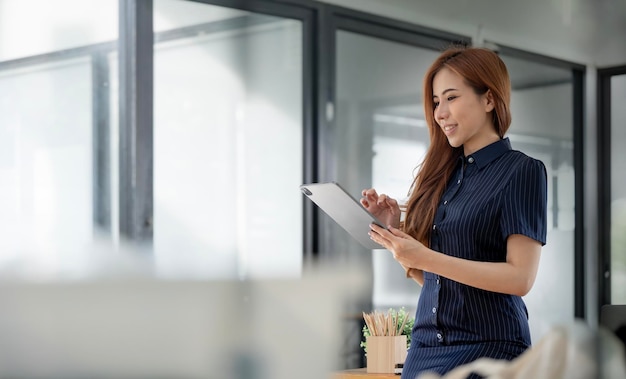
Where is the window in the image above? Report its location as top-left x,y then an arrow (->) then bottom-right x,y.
151,0 -> 304,279
0,1 -> 117,276
598,66 -> 626,305
496,48 -> 584,340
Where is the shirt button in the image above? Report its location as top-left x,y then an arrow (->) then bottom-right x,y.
457,179 -> 461,184
433,224 -> 437,230
436,279 -> 440,285
436,333 -> 443,342
443,200 -> 448,205
468,157 -> 475,164
432,307 -> 437,314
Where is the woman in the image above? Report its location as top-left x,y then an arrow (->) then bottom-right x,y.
361,46 -> 547,379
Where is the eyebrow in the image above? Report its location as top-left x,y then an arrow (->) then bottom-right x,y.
433,88 -> 458,98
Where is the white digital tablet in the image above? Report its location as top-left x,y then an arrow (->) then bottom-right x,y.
300,182 -> 386,250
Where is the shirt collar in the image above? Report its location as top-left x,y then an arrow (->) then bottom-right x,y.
463,137 -> 512,169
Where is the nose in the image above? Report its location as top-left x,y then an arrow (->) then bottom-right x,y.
435,102 -> 449,124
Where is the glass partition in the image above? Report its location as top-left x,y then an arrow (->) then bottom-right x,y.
332,29 -> 444,368
334,31 -> 440,310
152,0 -> 303,279
500,53 -> 576,341
0,1 -> 117,61
332,32 -> 581,363
610,74 -> 626,303
0,1 -> 117,276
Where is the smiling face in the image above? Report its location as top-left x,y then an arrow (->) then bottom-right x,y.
432,67 -> 499,156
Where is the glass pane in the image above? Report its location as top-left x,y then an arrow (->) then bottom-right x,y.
334,31 -> 439,308
501,55 -> 575,341
334,36 -> 579,363
334,30 -> 440,368
0,0 -> 118,61
153,0 -> 303,279
611,74 -> 626,304
0,59 -> 92,270
0,4 -> 117,276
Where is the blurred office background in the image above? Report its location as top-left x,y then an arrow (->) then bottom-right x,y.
0,0 -> 625,376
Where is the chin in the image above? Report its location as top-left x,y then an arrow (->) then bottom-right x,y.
446,137 -> 463,148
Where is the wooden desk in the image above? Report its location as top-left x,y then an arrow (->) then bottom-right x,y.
333,368 -> 399,379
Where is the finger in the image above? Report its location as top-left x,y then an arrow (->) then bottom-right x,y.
361,189 -> 374,208
363,188 -> 379,201
386,197 -> 399,208
377,194 -> 388,206
368,229 -> 390,250
388,226 -> 411,239
362,188 -> 375,196
368,228 -> 386,247
378,194 -> 400,211
384,197 -> 400,214
369,222 -> 384,232
370,223 -> 396,240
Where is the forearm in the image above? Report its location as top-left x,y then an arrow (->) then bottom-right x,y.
370,225 -> 540,294
420,249 -> 535,296
404,266 -> 424,286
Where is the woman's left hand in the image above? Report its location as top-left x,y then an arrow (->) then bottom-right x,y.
369,224 -> 429,270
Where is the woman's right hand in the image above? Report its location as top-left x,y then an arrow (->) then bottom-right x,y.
360,188 -> 401,229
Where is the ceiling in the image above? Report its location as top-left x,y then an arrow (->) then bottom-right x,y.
501,56 -> 572,90
320,0 -> 626,67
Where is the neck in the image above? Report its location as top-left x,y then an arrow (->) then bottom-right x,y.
463,132 -> 500,156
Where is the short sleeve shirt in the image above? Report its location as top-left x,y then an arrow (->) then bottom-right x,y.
411,137 -> 548,348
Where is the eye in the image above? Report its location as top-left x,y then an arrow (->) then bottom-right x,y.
447,95 -> 457,101
433,101 -> 440,108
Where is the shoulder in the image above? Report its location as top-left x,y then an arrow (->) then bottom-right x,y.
502,150 -> 547,174
485,150 -> 547,194
500,151 -> 548,195
504,149 -> 542,164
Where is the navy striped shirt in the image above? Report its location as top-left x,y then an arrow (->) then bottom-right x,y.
402,138 -> 547,378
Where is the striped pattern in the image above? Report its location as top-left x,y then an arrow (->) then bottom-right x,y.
402,341 -> 526,379
401,138 -> 548,379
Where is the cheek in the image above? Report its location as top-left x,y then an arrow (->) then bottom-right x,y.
458,105 -> 481,123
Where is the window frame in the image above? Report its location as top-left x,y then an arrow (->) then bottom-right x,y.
597,64 -> 626,310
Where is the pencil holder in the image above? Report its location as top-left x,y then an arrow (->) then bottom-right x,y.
365,335 -> 407,374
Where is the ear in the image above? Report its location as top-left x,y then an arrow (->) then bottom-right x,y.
483,90 -> 495,113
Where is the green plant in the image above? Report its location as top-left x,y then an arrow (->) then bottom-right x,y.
360,307 -> 414,352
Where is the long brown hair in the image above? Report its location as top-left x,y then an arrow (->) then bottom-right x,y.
403,46 -> 512,245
